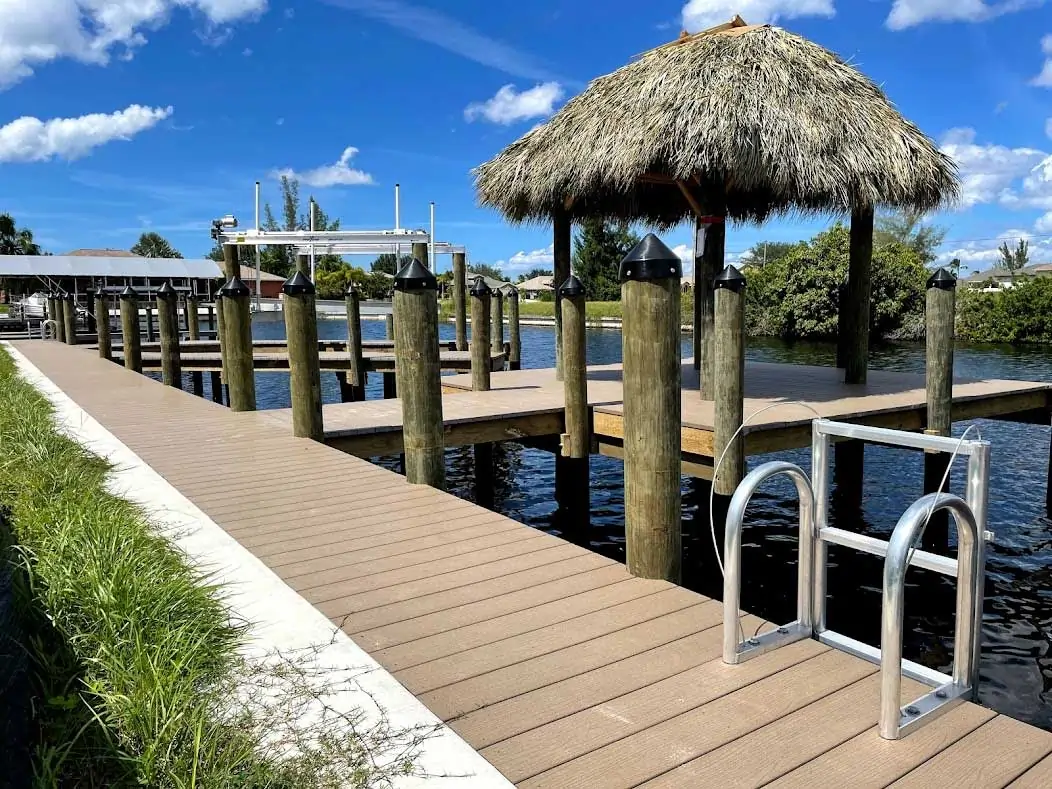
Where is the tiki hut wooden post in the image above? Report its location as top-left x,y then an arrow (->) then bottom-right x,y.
470,277 -> 492,392
220,275 -> 256,412
923,267 -> 956,548
696,207 -> 725,399
283,271 -> 324,441
119,286 -> 142,373
490,287 -> 504,359
95,292 -> 112,361
453,251 -> 468,351
62,292 -> 77,345
553,209 -> 572,381
620,235 -> 682,582
393,259 -> 446,489
713,265 -> 746,495
843,207 -> 874,385
505,285 -> 521,370
559,274 -> 590,527
156,282 -> 182,389
345,282 -> 366,401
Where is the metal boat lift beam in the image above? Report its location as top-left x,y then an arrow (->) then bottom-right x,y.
291,242 -> 466,255
215,229 -> 431,247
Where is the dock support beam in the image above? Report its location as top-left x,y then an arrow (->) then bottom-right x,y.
283,271 -> 324,440
62,292 -> 77,345
506,286 -> 521,370
453,250 -> 468,351
923,267 -> 957,549
470,277 -> 491,392
345,283 -> 366,401
220,275 -> 256,412
95,292 -> 111,361
157,282 -> 182,389
714,266 -> 746,496
559,274 -> 590,529
620,234 -> 683,582
553,209 -> 571,381
119,286 -> 142,373
394,259 -> 445,489
491,288 -> 504,362
843,206 -> 874,385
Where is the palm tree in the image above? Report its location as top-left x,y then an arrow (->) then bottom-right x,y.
0,213 -> 41,255
131,232 -> 183,258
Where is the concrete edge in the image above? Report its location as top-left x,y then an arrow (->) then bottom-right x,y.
3,341 -> 514,789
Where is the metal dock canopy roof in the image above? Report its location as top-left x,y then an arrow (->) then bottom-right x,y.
0,255 -> 221,279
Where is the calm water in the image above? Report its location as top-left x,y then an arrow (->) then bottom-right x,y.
247,314 -> 1052,731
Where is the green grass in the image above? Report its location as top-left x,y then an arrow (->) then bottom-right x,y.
0,346 -> 425,787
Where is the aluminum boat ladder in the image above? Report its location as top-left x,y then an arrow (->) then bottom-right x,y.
722,418 -> 991,740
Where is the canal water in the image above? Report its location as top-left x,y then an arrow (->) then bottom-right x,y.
249,314 -> 1052,732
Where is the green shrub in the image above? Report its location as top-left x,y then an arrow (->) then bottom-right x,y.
957,277 -> 1052,343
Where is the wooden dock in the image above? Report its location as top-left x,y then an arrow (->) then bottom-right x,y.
10,339 -> 1052,788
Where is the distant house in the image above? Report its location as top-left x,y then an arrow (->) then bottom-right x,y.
962,262 -> 1052,290
235,265 -> 286,299
517,274 -> 554,299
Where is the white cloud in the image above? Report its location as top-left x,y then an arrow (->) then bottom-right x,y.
496,243 -> 554,274
938,127 -> 1047,208
0,104 -> 173,163
1003,153 -> 1052,210
0,0 -> 267,89
1047,117 -> 1052,139
936,228 -> 1052,273
465,83 -> 564,125
1036,211 -> 1052,232
271,146 -> 374,188
887,0 -> 1047,30
1034,34 -> 1052,87
681,0 -> 834,31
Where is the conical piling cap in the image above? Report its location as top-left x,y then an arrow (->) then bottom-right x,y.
470,275 -> 491,297
219,276 -> 250,297
394,258 -> 437,291
345,280 -> 359,296
619,234 -> 683,282
157,281 -> 178,300
927,267 -> 957,290
282,270 -> 316,296
559,273 -> 585,297
119,285 -> 139,300
502,284 -> 519,299
713,265 -> 746,293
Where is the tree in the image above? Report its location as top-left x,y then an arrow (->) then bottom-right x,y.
739,241 -> 798,268
370,253 -> 413,275
257,175 -> 344,278
998,239 -> 1029,274
516,267 -> 553,283
131,231 -> 182,258
315,265 -> 391,300
467,263 -> 505,282
874,208 -> 947,265
572,219 -> 640,301
0,213 -> 41,255
948,257 -> 962,277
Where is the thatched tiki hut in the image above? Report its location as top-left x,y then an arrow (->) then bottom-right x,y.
475,15 -> 958,388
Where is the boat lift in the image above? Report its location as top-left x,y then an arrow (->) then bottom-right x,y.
722,419 -> 991,740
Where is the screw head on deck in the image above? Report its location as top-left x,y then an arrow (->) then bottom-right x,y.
219,276 -> 251,298
927,267 -> 957,291
119,285 -> 139,300
714,265 -> 746,293
156,281 -> 178,301
559,273 -> 585,298
394,258 -> 437,291
470,275 -> 491,297
619,234 -> 682,283
282,270 -> 316,296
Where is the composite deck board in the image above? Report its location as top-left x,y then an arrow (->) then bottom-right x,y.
11,340 -> 1052,789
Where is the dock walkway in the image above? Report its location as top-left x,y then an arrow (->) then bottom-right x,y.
10,339 -> 1052,788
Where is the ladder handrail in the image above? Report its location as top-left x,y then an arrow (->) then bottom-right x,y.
723,461 -> 814,664
880,492 -> 981,739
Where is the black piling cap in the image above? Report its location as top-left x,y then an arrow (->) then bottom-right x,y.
503,284 -> 519,299
393,258 -> 437,291
156,281 -> 178,301
559,274 -> 585,297
119,285 -> 139,300
282,270 -> 316,296
619,234 -> 683,283
470,275 -> 491,297
927,267 -> 957,291
345,280 -> 359,296
219,276 -> 251,297
713,265 -> 747,293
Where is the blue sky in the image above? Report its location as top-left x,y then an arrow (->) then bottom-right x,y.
0,0 -> 1050,276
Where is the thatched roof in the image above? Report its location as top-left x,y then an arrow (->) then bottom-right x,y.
474,17 -> 959,226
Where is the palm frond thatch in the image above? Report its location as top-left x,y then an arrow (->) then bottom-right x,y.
474,20 -> 959,227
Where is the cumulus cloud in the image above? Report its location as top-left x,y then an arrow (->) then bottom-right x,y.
936,228 -> 1052,273
681,0 -> 834,31
465,83 -> 564,125
0,0 -> 267,89
1035,211 -> 1052,232
271,147 -> 374,188
939,128 -> 1047,208
887,0 -> 1047,30
495,243 -> 556,274
1033,34 -> 1052,87
0,104 -> 173,163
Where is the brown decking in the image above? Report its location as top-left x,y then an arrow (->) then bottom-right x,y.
11,339 -> 1052,788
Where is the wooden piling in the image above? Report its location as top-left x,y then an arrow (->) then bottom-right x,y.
385,313 -> 394,340
62,293 -> 77,345
553,209 -> 571,380
119,286 -> 142,373
470,277 -> 492,392
206,304 -> 216,333
620,234 -> 683,582
296,254 -> 310,276
713,266 -> 746,496
215,295 -> 228,402
697,207 -> 725,400
559,274 -> 590,525
923,267 -> 956,549
185,293 -> 203,396
453,250 -> 468,351
411,242 -> 429,269
393,259 -> 445,489
506,285 -> 521,370
345,283 -> 366,401
843,206 -> 874,385
282,271 -> 324,440
383,312 -> 397,398
95,292 -> 112,361
220,276 -> 256,412
85,290 -> 97,334
48,295 -> 62,341
144,305 -> 155,342
210,371 -> 223,404
156,282 -> 182,389
490,288 -> 504,356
